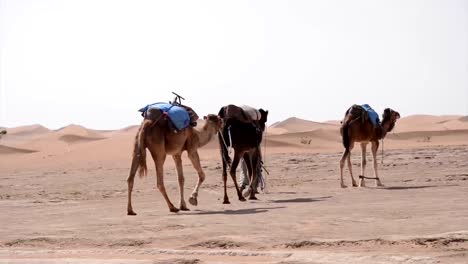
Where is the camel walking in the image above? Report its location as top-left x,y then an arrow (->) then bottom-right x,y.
218,105 -> 268,204
339,105 -> 400,188
127,111 -> 223,215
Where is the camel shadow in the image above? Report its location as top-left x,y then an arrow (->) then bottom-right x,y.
271,196 -> 332,203
380,185 -> 457,190
188,206 -> 285,216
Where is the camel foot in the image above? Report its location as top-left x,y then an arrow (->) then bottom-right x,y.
180,207 -> 190,211
127,210 -> 137,216
223,199 -> 231,204
242,187 -> 252,198
239,197 -> 246,202
188,197 -> 198,206
340,183 -> 347,188
169,207 -> 180,213
352,181 -> 358,187
359,178 -> 366,187
376,182 -> 384,187
249,196 -> 258,200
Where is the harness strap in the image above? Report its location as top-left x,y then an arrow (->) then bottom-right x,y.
227,126 -> 233,155
218,130 -> 232,169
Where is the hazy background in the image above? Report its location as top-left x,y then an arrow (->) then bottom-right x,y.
1,0 -> 467,129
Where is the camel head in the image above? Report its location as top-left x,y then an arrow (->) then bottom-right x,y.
258,109 -> 269,131
382,108 -> 400,132
0,130 -> 6,135
203,114 -> 223,131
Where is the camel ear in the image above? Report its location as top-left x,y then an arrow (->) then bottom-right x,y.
203,116 -> 207,120
383,108 -> 391,119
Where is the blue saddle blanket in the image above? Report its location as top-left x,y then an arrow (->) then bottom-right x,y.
361,104 -> 380,126
139,102 -> 190,130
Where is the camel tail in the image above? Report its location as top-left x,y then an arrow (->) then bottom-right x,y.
341,122 -> 351,151
136,119 -> 153,178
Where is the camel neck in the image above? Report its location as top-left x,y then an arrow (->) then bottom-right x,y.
196,124 -> 218,147
380,120 -> 394,139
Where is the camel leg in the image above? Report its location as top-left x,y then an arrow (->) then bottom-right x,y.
371,141 -> 384,187
187,151 -> 206,206
248,150 -> 259,200
358,143 -> 367,187
346,143 -> 357,187
173,155 -> 189,211
339,149 -> 349,188
230,151 -> 246,202
221,154 -> 230,204
241,153 -> 254,198
127,154 -> 140,215
153,154 -> 179,213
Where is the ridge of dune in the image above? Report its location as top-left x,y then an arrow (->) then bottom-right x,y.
119,125 -> 139,133
5,124 -> 51,136
55,124 -> 107,138
0,144 -> 38,154
269,117 -> 339,134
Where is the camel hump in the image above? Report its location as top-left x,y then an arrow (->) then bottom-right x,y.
240,105 -> 261,121
222,104 -> 260,123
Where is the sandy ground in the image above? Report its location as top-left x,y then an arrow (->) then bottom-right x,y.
1,115 -> 468,263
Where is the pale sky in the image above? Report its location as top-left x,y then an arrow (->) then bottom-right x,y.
1,0 -> 467,129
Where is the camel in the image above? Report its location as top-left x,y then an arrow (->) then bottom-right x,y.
126,110 -> 223,215
218,106 -> 268,204
339,105 -> 400,188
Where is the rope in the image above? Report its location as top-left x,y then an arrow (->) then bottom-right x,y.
218,129 -> 232,169
149,112 -> 168,128
381,138 -> 384,164
227,126 -> 233,155
263,126 -> 267,165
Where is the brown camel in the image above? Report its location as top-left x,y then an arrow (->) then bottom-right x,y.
339,105 -> 400,188
126,111 -> 223,215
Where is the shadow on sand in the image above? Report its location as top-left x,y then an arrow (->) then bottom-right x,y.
380,184 -> 457,190
270,196 -> 332,204
188,206 -> 286,216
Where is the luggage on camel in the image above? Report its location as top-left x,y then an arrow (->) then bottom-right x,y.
138,92 -> 199,131
343,104 -> 381,127
218,104 -> 264,124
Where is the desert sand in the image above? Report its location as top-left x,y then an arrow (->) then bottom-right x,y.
1,115 -> 468,263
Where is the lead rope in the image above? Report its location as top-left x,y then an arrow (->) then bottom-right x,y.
261,126 -> 268,192
218,128 -> 232,168
227,126 -> 233,155
381,138 -> 384,164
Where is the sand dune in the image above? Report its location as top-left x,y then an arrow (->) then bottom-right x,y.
395,115 -> 468,132
2,114 -> 467,162
119,124 -> 140,133
0,145 -> 37,154
55,124 -> 108,138
58,134 -> 106,144
269,117 -> 339,134
5,124 -> 51,136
